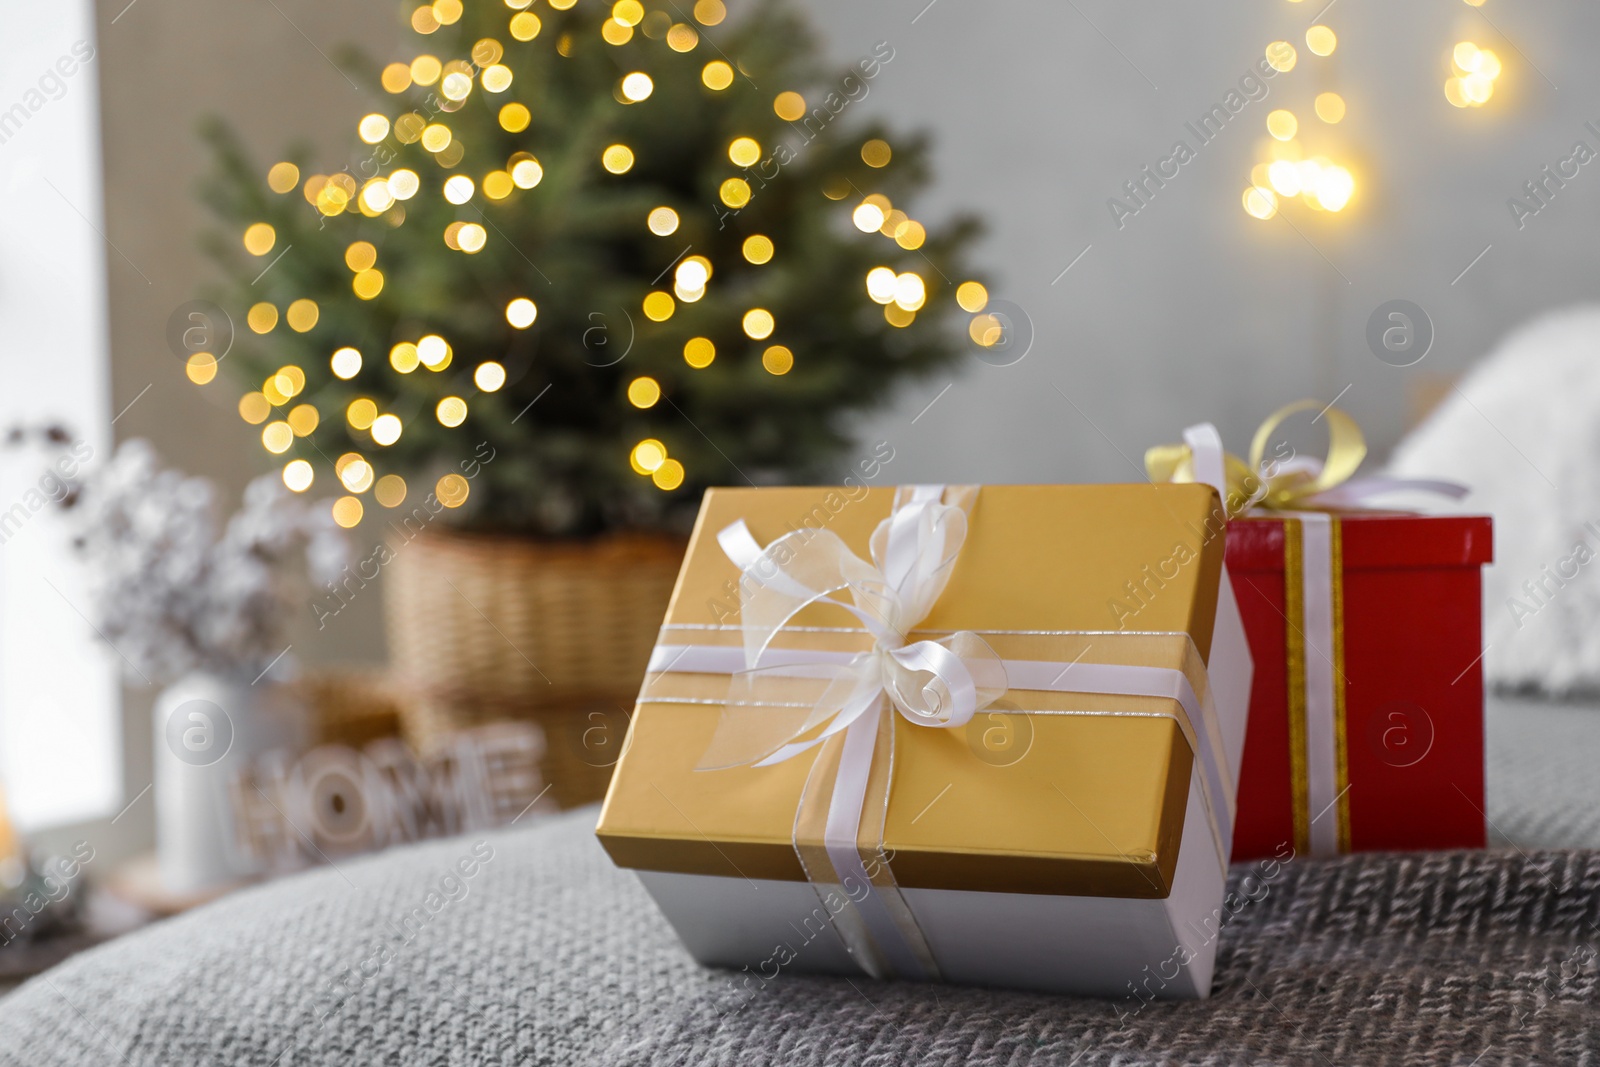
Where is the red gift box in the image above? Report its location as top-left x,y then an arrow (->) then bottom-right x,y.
1225,512 -> 1494,861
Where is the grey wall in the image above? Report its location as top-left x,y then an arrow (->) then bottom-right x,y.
93,0 -> 1598,608
814,0 -> 1597,482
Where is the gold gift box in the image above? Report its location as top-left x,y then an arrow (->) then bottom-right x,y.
597,483 -> 1232,901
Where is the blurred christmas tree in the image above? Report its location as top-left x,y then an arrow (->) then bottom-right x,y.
200,0 -> 987,537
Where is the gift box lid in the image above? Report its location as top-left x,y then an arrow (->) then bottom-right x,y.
596,483 -> 1242,900
1226,512 -> 1493,572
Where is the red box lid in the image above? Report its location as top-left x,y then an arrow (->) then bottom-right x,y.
1226,512 -> 1493,572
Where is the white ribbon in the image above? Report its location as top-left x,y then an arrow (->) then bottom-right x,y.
647,484 -> 1241,982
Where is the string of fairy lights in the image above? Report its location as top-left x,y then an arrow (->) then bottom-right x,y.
1243,0 -> 1506,222
190,0 -> 991,529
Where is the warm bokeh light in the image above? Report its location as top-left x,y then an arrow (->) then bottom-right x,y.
287,403 -> 319,436
390,342 -> 420,373
262,421 -> 294,454
331,347 -> 362,379
410,55 -> 442,85
1243,186 -> 1279,220
956,281 -> 988,313
267,162 -> 300,193
436,473 -> 470,508
853,202 -> 886,232
436,396 -> 468,427
509,11 -> 541,40
861,139 -> 892,168
893,272 -> 926,312
444,175 -> 475,204
1315,92 -> 1346,123
483,171 -> 514,199
684,337 -> 715,368
345,241 -> 377,272
283,460 -> 314,493
969,313 -> 1003,346
621,72 -> 654,102
332,496 -> 364,528
381,63 -> 412,94
742,235 -> 774,264
186,353 -> 217,385
389,169 -> 420,200
371,413 -> 403,446
1266,41 -> 1297,72
421,123 -> 453,153
1267,109 -> 1298,141
337,460 -> 371,492
482,64 -> 513,92
643,291 -> 676,321
375,474 -> 407,508
865,267 -> 897,304
286,299 -> 319,333
359,114 -> 391,144
506,298 -> 538,328
631,439 -> 667,474
458,364 -> 500,398
1448,42 -> 1502,107
417,334 -> 451,368
602,144 -> 635,173
1305,25 -> 1336,56
651,458 -> 685,491
239,393 -> 270,424
248,303 -> 278,334
719,178 -> 751,208
762,345 -> 793,375
895,221 -> 927,250
742,308 -> 774,339
511,155 -> 544,188
500,103 -> 531,132
666,22 -> 698,51
702,61 -> 733,90
353,269 -> 384,300
627,376 -> 661,408
774,91 -> 806,121
347,398 -> 378,430
675,257 -> 710,291
243,223 -> 275,256
648,206 -> 680,235
728,137 -> 761,167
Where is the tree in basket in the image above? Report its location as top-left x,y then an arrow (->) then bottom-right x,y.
195,0 -> 991,789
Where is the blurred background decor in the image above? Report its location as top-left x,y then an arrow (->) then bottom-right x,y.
1390,303 -> 1600,696
42,436 -> 345,892
230,720 -> 552,876
195,0 -> 987,803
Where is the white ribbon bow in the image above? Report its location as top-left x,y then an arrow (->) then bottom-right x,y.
700,485 -> 1008,772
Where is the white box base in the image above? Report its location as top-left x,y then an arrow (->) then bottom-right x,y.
636,775 -> 1226,1000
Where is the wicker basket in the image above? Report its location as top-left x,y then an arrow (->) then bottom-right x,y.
384,528 -> 683,807
294,669 -> 405,749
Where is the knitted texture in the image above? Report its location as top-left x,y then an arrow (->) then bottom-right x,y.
2,804 -> 1598,1067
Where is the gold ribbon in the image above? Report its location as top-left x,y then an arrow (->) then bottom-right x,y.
1144,399 -> 1368,518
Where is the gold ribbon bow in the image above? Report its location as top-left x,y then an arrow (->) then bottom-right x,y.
1144,400 -> 1368,517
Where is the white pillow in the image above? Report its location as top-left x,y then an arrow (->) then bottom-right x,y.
1387,304 -> 1600,694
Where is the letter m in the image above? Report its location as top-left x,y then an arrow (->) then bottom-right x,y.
0,504 -> 29,540
0,104 -> 30,143
1197,104 -> 1229,138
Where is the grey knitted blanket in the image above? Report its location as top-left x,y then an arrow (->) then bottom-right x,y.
2,804 -> 1597,1067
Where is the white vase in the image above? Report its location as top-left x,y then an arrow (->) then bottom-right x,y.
152,671 -> 305,894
